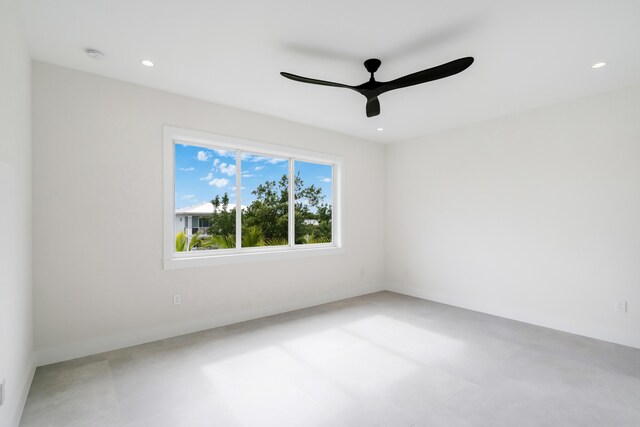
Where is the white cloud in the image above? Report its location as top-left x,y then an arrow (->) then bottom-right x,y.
254,166 -> 264,171
200,172 -> 214,181
211,158 -> 236,176
242,172 -> 253,178
178,167 -> 195,172
214,149 -> 235,158
241,154 -> 260,162
208,178 -> 229,188
318,176 -> 332,183
197,151 -> 211,161
242,154 -> 286,164
219,163 -> 236,176
182,194 -> 197,200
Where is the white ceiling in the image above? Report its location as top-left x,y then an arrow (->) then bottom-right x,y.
20,0 -> 640,143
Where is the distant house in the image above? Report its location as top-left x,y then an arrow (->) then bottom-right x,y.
175,202 -> 240,236
176,202 -> 320,236
175,202 -> 214,236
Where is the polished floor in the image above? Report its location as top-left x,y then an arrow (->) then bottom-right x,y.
21,291 -> 640,426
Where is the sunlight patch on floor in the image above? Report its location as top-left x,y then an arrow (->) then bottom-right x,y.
202,346 -> 334,426
341,314 -> 465,364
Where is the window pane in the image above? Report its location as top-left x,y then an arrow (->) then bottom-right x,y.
174,143 -> 236,251
240,153 -> 290,247
294,161 -> 333,244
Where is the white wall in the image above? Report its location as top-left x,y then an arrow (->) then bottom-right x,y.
29,57 -> 640,374
387,85 -> 640,348
32,62 -> 386,365
0,0 -> 33,425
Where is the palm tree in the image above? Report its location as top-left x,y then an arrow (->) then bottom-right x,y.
200,227 -> 268,249
241,226 -> 265,247
299,233 -> 331,245
203,234 -> 236,249
188,231 -> 202,251
176,232 -> 187,252
265,237 -> 288,246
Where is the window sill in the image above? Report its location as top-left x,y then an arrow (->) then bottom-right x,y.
163,245 -> 344,269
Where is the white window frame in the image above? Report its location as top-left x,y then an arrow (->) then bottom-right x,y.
163,126 -> 344,269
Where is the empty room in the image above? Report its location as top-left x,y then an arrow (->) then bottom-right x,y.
2,0 -> 640,426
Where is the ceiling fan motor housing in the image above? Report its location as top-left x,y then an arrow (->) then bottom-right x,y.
364,58 -> 382,75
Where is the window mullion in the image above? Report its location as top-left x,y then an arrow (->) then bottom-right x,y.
288,158 -> 295,247
236,151 -> 242,250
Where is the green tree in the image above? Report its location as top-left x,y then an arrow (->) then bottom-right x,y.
242,172 -> 331,244
242,175 -> 290,241
203,173 -> 332,248
207,193 -> 236,237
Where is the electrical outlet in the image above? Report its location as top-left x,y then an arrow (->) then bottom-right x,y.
173,294 -> 181,305
615,301 -> 627,313
1,379 -> 5,407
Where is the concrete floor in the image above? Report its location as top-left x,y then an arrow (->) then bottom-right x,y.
20,291 -> 640,426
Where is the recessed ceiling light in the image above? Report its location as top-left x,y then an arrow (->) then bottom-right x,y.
141,60 -> 155,67
377,128 -> 383,131
85,48 -> 104,60
592,62 -> 606,69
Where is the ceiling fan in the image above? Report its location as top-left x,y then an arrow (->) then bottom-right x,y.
281,57 -> 474,117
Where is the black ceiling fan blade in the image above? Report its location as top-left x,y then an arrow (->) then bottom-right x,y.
378,57 -> 474,94
281,56 -> 473,117
366,97 -> 380,117
280,72 -> 354,89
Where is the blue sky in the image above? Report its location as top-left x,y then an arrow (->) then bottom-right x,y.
175,144 -> 333,209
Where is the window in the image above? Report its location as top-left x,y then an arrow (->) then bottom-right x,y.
240,152 -> 290,248
164,127 -> 342,268
294,160 -> 333,245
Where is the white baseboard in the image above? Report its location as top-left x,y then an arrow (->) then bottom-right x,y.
12,356 -> 35,427
390,284 -> 640,350
35,284 -> 383,367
